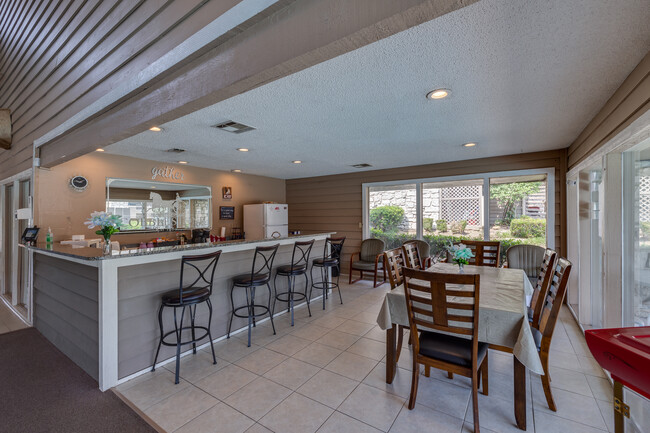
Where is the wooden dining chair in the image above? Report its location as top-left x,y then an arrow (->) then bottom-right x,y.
527,248 -> 557,325
402,267 -> 488,431
532,257 -> 572,412
453,240 -> 501,267
383,247 -> 408,361
402,240 -> 432,269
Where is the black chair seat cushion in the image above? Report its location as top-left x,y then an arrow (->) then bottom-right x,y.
351,260 -> 382,271
162,287 -> 210,305
531,327 -> 542,351
233,272 -> 270,286
276,264 -> 307,275
419,330 -> 488,368
313,257 -> 339,267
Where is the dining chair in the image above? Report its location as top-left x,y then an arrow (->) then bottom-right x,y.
452,240 -> 501,267
402,267 -> 488,431
349,238 -> 386,287
527,248 -> 557,325
383,247 -> 408,361
531,257 -> 572,412
402,240 -> 432,269
506,244 -> 546,286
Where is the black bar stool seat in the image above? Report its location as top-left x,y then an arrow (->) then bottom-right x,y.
152,250 -> 222,384
310,237 -> 346,310
228,244 -> 279,347
273,240 -> 315,326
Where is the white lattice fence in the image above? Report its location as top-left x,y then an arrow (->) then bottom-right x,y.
440,185 -> 482,225
640,176 -> 650,222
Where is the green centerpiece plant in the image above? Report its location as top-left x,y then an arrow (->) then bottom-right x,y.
85,211 -> 122,254
446,243 -> 474,273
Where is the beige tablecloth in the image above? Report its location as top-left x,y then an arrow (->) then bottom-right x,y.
376,262 -> 544,375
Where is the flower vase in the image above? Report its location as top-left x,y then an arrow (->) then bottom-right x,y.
458,263 -> 465,273
103,236 -> 112,255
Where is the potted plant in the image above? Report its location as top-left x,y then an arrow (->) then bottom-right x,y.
85,211 -> 122,254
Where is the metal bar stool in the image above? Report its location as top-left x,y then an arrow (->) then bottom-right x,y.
310,236 -> 346,310
152,250 -> 222,384
227,244 -> 279,347
273,239 -> 315,326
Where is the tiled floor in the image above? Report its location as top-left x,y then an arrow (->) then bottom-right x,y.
116,279 -> 614,433
0,298 -> 28,335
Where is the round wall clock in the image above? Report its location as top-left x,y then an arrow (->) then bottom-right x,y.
69,175 -> 89,192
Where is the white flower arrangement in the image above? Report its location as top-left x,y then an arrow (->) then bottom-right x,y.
447,243 -> 474,266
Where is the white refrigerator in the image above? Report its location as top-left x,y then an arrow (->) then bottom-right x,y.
243,204 -> 289,239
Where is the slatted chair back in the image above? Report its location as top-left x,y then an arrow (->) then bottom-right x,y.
383,247 -> 405,289
251,244 -> 280,278
179,250 -> 222,303
529,249 -> 557,326
536,258 -> 572,339
402,242 -> 424,270
402,267 -> 481,356
289,239 -> 315,271
455,240 -> 501,267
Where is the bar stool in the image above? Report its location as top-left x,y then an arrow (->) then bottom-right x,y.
273,239 -> 315,326
310,237 -> 346,310
227,244 -> 279,347
152,250 -> 222,384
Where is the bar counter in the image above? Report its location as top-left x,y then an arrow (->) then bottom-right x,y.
27,233 -> 334,390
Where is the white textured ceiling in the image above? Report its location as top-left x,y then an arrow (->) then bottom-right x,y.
105,0 -> 650,179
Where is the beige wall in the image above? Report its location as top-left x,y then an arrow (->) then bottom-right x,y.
568,51 -> 650,169
35,153 -> 285,243
287,150 -> 567,273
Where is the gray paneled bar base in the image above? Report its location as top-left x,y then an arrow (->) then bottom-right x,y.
29,233 -> 333,390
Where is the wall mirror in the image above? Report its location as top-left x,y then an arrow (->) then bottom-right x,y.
106,178 -> 211,232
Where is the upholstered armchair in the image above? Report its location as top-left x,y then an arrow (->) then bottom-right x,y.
506,244 -> 546,286
349,238 -> 386,287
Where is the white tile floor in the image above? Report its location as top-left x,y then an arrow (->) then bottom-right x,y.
0,298 -> 28,335
116,279 -> 615,433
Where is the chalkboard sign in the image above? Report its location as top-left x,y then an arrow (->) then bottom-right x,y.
220,206 -> 235,220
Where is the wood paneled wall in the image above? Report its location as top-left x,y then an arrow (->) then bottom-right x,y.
0,0 -> 243,180
568,51 -> 650,169
286,150 -> 567,273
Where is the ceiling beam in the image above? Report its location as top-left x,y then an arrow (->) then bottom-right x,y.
38,0 -> 478,168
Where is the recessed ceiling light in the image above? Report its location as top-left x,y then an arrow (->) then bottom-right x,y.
237,148 -> 249,152
178,161 -> 188,164
463,142 -> 477,147
231,169 -> 242,173
95,148 -> 105,152
292,160 -> 302,164
149,126 -> 162,132
426,88 -> 450,100
151,186 -> 157,189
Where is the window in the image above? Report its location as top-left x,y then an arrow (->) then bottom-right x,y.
107,197 -> 210,232
363,169 -> 554,262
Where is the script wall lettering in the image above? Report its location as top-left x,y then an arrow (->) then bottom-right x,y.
151,166 -> 185,180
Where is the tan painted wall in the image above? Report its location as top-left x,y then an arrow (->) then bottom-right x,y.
286,150 -> 567,273
568,51 -> 650,169
34,153 -> 285,243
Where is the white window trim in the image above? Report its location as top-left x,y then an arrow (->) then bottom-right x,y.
362,167 -> 555,249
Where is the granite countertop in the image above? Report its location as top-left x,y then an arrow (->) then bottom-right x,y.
24,232 -> 334,261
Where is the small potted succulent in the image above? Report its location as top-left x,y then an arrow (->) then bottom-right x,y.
85,211 -> 122,254
446,243 -> 474,273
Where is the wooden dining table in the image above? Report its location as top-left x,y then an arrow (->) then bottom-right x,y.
376,262 -> 543,431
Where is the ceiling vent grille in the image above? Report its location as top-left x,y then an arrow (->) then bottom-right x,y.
351,163 -> 372,168
166,148 -> 186,153
212,121 -> 255,134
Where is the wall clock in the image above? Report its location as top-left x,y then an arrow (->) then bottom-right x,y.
69,175 -> 89,192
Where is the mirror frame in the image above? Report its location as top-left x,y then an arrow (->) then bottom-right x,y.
105,177 -> 212,234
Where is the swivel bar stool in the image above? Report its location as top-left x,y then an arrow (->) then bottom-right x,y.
227,244 -> 279,347
152,250 -> 222,384
310,236 -> 346,310
273,239 -> 315,326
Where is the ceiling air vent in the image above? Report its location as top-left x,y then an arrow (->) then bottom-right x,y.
166,148 -> 185,153
212,121 -> 255,134
351,163 -> 372,168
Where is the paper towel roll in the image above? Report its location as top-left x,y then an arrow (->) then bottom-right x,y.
220,227 -> 226,237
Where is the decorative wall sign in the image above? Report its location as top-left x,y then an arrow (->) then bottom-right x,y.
220,206 -> 235,220
69,175 -> 89,192
151,166 -> 184,180
222,186 -> 232,199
